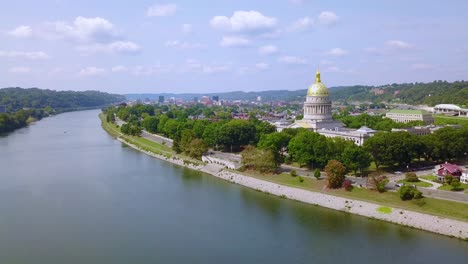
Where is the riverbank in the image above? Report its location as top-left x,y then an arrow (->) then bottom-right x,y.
100,115 -> 468,240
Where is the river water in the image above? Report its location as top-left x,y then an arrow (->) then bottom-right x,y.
0,110 -> 466,263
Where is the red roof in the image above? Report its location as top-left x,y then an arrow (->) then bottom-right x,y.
437,163 -> 462,176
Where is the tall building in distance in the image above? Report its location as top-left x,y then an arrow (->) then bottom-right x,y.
289,70 -> 376,145
211,96 -> 219,102
158,96 -> 165,103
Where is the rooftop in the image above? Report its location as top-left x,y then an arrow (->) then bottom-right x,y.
387,109 -> 428,114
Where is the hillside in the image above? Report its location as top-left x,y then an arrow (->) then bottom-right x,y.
0,87 -> 125,112
126,81 -> 468,107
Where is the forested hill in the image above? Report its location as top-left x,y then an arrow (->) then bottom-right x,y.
330,81 -> 468,106
0,87 -> 125,112
126,80 -> 467,107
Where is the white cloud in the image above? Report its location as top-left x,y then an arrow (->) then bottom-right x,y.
255,62 -> 269,70
289,17 -> 314,32
181,24 -> 192,33
202,65 -> 230,74
325,66 -> 353,73
326,48 -> 348,56
8,67 -> 31,73
79,66 -> 106,76
258,45 -> 279,55
49,16 -> 119,43
8,25 -> 32,38
0,50 -> 49,60
77,41 -> 141,54
289,0 -> 306,4
317,11 -> 339,25
210,11 -> 277,33
147,4 -> 177,17
386,40 -> 413,49
111,65 -> 128,72
220,36 -> 251,47
278,56 -> 307,65
184,59 -> 230,74
132,65 -> 174,76
411,63 -> 434,70
165,40 -> 204,50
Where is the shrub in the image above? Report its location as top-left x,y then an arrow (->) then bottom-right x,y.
368,175 -> 389,193
342,179 -> 353,191
399,186 -> 423,200
314,168 -> 321,180
290,170 -> 297,177
399,186 -> 414,201
445,174 -> 454,185
414,189 -> 423,199
450,178 -> 462,191
405,172 -> 419,182
299,176 -> 304,183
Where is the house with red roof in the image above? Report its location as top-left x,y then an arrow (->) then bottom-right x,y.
433,163 -> 462,183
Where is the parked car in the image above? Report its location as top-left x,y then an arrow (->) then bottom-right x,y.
395,183 -> 405,187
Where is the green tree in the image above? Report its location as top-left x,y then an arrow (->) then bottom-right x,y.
341,144 -> 372,175
186,138 -> 208,159
180,129 -> 195,153
241,145 -> 278,173
288,130 -> 329,169
313,168 -> 321,180
141,116 -> 159,133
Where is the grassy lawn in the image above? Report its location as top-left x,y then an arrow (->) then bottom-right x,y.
421,175 -> 437,182
100,114 -> 173,155
437,182 -> 468,192
237,170 -> 468,221
434,115 -> 468,126
397,179 -> 433,188
377,206 -> 392,214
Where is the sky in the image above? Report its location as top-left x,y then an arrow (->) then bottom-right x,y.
1,0 -> 467,94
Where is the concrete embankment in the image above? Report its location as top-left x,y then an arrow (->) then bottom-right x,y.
114,137 -> 468,240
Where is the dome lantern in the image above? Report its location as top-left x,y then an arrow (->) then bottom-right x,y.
307,70 -> 329,96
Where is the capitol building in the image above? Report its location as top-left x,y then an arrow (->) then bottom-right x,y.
289,71 -> 376,146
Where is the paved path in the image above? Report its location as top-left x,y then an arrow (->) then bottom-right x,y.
141,131 -> 173,147
419,178 -> 442,190
420,188 -> 468,203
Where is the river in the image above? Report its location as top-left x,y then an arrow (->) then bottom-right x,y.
0,110 -> 466,263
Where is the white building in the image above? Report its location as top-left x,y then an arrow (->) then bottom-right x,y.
385,109 -> 434,124
288,71 -> 376,145
461,170 -> 468,184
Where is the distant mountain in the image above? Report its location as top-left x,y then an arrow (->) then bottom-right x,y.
0,87 -> 125,112
126,80 -> 468,107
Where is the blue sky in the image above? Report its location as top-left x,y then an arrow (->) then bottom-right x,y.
1,0 -> 467,94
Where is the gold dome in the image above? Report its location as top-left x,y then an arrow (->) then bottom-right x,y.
307,71 -> 329,96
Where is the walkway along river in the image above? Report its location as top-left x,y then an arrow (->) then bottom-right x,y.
0,109 -> 467,263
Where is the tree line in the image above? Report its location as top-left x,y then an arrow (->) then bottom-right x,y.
0,109 -> 46,133
105,104 -> 467,174
0,87 -> 125,134
0,87 -> 125,112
